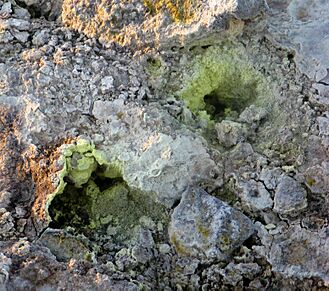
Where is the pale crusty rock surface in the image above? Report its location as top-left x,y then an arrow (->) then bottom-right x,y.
91,99 -> 222,208
269,225 -> 329,282
268,0 -> 329,80
1,0 -> 329,289
61,0 -> 267,49
267,0 -> 329,110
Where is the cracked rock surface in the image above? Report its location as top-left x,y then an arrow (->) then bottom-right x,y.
1,0 -> 329,289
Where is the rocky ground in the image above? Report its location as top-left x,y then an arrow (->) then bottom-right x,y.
1,0 -> 329,290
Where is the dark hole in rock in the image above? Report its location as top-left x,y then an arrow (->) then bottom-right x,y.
16,1 -> 43,18
93,165 -> 125,192
242,234 -> 257,249
178,47 -> 269,125
203,78 -> 258,121
16,0 -> 62,20
48,183 -> 92,231
287,52 -> 294,61
171,198 -> 181,209
48,165 -> 167,241
204,92 -> 232,120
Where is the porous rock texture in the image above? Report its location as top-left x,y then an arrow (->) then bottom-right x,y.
1,0 -> 329,289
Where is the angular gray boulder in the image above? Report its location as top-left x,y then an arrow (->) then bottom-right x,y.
169,187 -> 254,263
273,175 -> 307,215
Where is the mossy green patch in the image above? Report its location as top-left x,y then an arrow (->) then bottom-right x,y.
306,177 -> 316,187
177,46 -> 271,123
213,179 -> 238,206
196,221 -> 211,239
49,183 -> 93,229
91,182 -> 166,241
219,234 -> 232,251
170,233 -> 189,256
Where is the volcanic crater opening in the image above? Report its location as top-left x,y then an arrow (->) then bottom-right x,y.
203,74 -> 259,121
178,47 -> 269,123
47,142 -> 166,241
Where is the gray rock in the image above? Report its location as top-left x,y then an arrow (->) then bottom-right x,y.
227,142 -> 254,162
0,208 -> 14,237
215,120 -> 247,147
100,76 -> 114,94
110,280 -> 139,291
0,253 -> 11,289
130,227 -> 155,264
11,30 -> 29,43
273,175 -> 307,215
1,2 -> 12,14
169,187 -> 254,263
131,226 -> 155,249
259,168 -> 282,190
21,0 -> 40,5
317,116 -> 329,136
177,258 -> 200,275
14,7 -> 31,19
93,102 -> 222,207
0,0 -> 327,287
237,180 -> 273,211
115,248 -> 138,271
158,244 -> 171,254
268,0 -> 329,80
239,105 -> 267,124
20,0 -> 62,20
220,262 -> 261,286
32,29 -> 50,46
219,263 -> 243,286
254,221 -> 273,249
131,245 -> 153,264
269,225 -> 329,281
311,83 -> 329,107
38,229 -> 92,262
304,162 -> 329,193
233,262 -> 261,279
2,19 -> 30,31
0,191 -> 11,208
232,0 -> 268,19
0,31 -> 14,43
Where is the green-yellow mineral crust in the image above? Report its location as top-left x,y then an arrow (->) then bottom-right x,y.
177,46 -> 271,122
45,139 -> 122,221
46,139 -> 166,239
